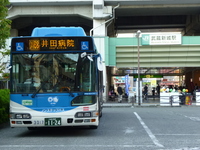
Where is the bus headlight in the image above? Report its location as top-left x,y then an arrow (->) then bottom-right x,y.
77,112 -> 84,117
10,113 -> 31,119
84,112 -> 91,117
75,112 -> 91,118
16,114 -> 23,119
22,114 -> 31,119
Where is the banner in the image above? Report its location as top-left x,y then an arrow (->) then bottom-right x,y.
125,75 -> 129,96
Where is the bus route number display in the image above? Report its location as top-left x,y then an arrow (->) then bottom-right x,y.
29,39 -> 76,51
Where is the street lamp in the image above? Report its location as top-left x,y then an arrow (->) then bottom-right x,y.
136,30 -> 141,105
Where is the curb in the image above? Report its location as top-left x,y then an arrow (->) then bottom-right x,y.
103,103 -> 199,108
103,103 -> 159,108
103,103 -> 132,108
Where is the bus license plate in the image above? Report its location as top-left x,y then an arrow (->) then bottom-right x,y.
45,118 -> 61,126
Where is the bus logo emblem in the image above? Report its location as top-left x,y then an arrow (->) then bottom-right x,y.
48,97 -> 58,106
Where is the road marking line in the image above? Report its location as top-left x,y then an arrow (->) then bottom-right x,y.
156,134 -> 200,135
134,112 -> 164,148
0,144 -> 157,148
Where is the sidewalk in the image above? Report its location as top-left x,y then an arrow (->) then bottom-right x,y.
103,102 -> 198,107
103,102 -> 159,107
103,97 -> 198,108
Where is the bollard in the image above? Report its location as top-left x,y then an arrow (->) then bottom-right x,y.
131,96 -> 134,107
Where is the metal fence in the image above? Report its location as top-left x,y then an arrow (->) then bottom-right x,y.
0,80 -> 9,89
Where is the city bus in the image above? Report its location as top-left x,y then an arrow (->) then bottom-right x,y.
9,27 -> 104,130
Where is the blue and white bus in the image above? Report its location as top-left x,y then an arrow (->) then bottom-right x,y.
10,27 -> 104,130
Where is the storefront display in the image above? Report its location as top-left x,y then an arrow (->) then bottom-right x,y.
196,92 -> 200,106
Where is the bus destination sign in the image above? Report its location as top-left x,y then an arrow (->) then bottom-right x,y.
12,37 -> 93,51
29,39 -> 75,51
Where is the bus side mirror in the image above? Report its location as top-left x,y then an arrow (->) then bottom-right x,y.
7,65 -> 12,70
80,52 -> 93,61
87,55 -> 93,61
81,52 -> 86,58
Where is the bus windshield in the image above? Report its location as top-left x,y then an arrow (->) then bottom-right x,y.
11,53 -> 97,93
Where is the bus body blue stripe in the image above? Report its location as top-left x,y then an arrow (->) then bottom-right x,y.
10,92 -> 98,113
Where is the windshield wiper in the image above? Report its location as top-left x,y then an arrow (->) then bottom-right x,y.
31,82 -> 46,98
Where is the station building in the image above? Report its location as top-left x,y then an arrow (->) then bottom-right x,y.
4,0 -> 200,100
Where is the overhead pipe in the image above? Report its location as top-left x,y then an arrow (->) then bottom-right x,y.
90,3 -> 120,36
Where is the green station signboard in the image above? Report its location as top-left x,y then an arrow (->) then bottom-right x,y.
134,75 -> 163,78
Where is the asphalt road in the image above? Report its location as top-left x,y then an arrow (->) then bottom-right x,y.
1,106 -> 200,150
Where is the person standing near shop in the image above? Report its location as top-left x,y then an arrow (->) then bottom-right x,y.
156,84 -> 161,96
195,83 -> 199,91
143,84 -> 148,101
117,84 -> 123,103
152,87 -> 156,99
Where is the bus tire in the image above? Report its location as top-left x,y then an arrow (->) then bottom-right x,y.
100,111 -> 102,118
89,125 -> 98,129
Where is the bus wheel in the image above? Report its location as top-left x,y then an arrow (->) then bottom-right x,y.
99,110 -> 102,118
89,125 -> 98,129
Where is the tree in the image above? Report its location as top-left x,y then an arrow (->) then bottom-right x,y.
0,0 -> 11,75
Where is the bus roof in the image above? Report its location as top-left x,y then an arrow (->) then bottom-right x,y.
31,27 -> 86,37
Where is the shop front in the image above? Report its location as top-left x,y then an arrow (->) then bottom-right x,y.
108,68 -> 185,104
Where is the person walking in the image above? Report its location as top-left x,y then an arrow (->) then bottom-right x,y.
152,87 -> 155,99
117,84 -> 123,103
143,84 -> 148,101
